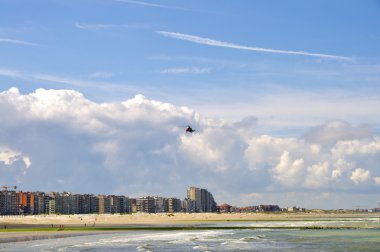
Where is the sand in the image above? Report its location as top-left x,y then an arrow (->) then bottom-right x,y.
1,212 -> 379,243
1,212 -> 379,226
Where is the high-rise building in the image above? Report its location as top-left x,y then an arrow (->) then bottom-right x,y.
136,197 -> 155,213
97,195 -> 111,214
19,191 -> 35,214
154,197 -> 168,213
33,192 -> 46,215
187,187 -> 202,212
186,187 -> 217,212
168,198 -> 182,213
182,198 -> 196,213
0,190 -> 19,215
46,194 -> 56,215
117,196 -> 130,213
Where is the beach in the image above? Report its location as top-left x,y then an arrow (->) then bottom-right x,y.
1,212 -> 379,242
1,212 -> 380,226
1,213 -> 380,251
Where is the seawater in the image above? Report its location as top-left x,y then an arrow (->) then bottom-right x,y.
1,220 -> 380,251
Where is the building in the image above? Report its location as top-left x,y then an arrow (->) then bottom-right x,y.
187,187 -> 202,212
97,195 -> 111,214
117,196 -> 130,213
54,192 -> 80,214
182,198 -> 196,213
19,191 -> 35,215
0,190 -> 19,215
33,192 -> 46,215
186,187 -> 217,212
136,197 -> 155,213
218,203 -> 232,213
154,197 -> 168,213
46,194 -> 56,215
259,205 -> 280,212
168,198 -> 182,213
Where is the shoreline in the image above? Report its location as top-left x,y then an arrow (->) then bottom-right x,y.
1,212 -> 379,244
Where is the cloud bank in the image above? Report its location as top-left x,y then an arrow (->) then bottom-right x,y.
157,31 -> 352,61
0,87 -> 379,208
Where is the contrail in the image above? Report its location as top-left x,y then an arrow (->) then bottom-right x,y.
0,38 -> 38,46
116,0 -> 189,11
157,31 -> 352,61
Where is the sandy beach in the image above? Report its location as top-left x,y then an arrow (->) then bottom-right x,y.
1,212 -> 379,227
0,213 -> 380,228
1,212 -> 379,243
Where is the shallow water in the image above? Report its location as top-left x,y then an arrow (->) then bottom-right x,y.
1,220 -> 380,251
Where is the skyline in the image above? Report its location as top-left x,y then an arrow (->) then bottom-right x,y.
1,0 -> 380,209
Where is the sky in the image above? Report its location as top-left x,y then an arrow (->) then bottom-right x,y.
1,0 -> 380,209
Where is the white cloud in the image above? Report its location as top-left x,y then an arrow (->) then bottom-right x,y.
0,146 -> 31,184
1,87 -> 380,208
350,168 -> 371,184
304,161 -> 330,188
272,151 -> 305,187
157,31 -> 352,61
374,177 -> 380,185
0,148 -> 21,166
160,67 -> 211,74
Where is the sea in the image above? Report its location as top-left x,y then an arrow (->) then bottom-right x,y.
1,218 -> 380,251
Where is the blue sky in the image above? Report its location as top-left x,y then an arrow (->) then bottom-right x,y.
1,0 -> 380,209
1,0 -> 380,134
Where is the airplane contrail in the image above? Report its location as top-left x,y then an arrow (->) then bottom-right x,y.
0,38 -> 38,46
117,0 -> 189,11
156,31 -> 352,61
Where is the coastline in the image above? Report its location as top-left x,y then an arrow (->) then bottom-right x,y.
1,212 -> 379,244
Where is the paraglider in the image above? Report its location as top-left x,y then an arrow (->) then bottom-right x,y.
185,125 -> 195,133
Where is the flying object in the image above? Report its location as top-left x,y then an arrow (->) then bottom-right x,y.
185,125 -> 195,133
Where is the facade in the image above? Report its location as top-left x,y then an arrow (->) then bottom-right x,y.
182,198 -> 196,213
187,187 -> 202,212
186,187 -> 217,212
19,191 -> 35,215
154,197 -> 168,213
98,195 -> 111,214
33,192 -> 46,215
136,197 -> 155,213
0,190 -> 19,215
168,198 -> 182,213
0,187 -> 217,216
218,203 -> 232,213
47,195 -> 56,214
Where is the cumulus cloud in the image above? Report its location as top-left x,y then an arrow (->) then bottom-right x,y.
374,177 -> 380,185
1,87 -> 379,208
350,168 -> 371,184
0,147 -> 30,167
